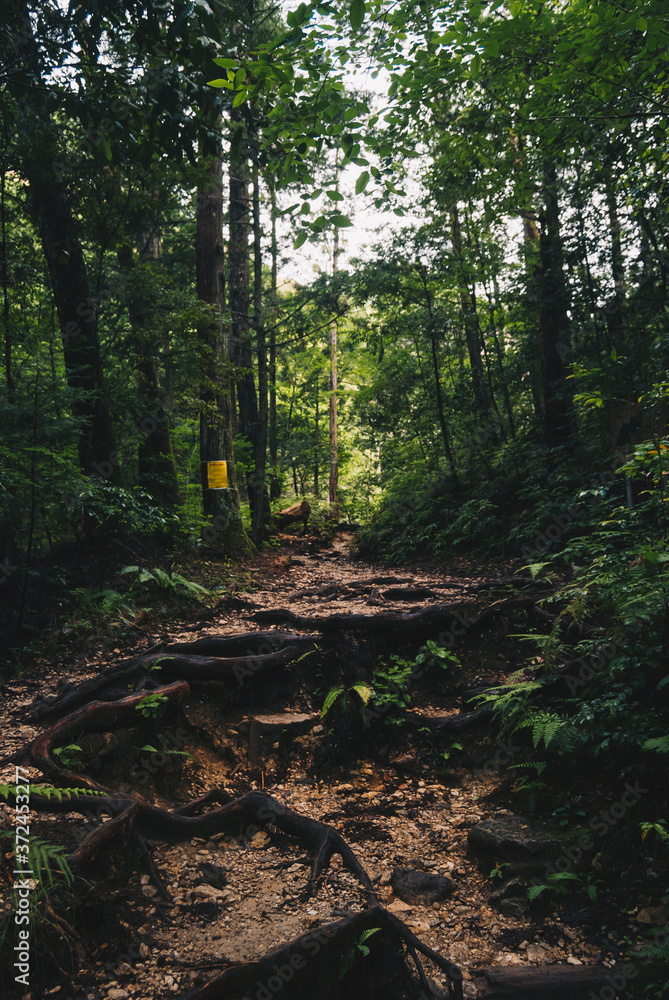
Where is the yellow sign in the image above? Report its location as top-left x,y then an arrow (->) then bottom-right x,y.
207,461 -> 229,489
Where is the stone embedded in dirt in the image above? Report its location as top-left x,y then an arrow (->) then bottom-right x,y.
387,899 -> 413,913
636,905 -> 668,925
107,990 -> 129,1000
500,898 -> 529,920
488,877 -> 526,908
525,943 -> 550,962
467,814 -> 562,860
390,867 -> 455,905
191,884 -> 227,901
198,862 -> 228,888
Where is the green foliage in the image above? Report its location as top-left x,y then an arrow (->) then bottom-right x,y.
489,861 -> 510,880
136,692 -> 169,720
120,565 -> 211,598
528,872 -> 601,903
414,640 -> 462,675
52,744 -> 83,770
339,927 -> 381,979
78,482 -> 180,538
0,784 -> 104,803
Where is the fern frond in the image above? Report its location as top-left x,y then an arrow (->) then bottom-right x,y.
642,736 -> 669,755
0,784 -> 105,802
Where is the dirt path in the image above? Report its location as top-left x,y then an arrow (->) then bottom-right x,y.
0,531 -> 624,1000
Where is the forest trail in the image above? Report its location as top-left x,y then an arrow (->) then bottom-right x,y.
0,531 -> 639,999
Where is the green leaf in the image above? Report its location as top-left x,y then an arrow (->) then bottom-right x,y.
351,682 -> 373,704
330,214 -> 353,227
321,685 -> 345,716
636,17 -> 648,31
207,78 -> 233,89
232,89 -> 247,107
350,0 -> 365,31
355,170 -> 370,194
213,58 -> 238,68
326,189 -> 344,201
293,231 -> 308,249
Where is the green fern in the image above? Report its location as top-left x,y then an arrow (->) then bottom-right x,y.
514,710 -> 581,752
0,832 -> 74,887
0,784 -> 105,803
642,736 -> 669,755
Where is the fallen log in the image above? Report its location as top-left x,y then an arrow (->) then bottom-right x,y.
180,904 -> 464,1000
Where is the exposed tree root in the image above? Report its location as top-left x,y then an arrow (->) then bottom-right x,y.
179,904 -> 464,1000
472,963 -> 668,998
251,594 -> 541,640
32,632 -> 318,718
405,705 -> 494,733
5,683 -> 376,898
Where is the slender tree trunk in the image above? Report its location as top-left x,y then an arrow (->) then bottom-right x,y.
603,149 -> 629,352
450,204 -> 492,430
251,155 -> 268,548
538,160 -> 573,447
314,382 -> 320,498
416,265 -> 458,485
574,160 -> 605,363
8,3 -> 118,479
329,229 -> 339,519
229,110 -> 258,450
268,178 -> 280,500
1,164 -> 13,402
118,222 -> 179,506
196,145 -> 246,549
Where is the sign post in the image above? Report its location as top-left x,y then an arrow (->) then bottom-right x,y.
203,461 -> 229,490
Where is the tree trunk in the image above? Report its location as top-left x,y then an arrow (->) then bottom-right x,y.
329,229 -> 339,519
251,155 -> 268,547
229,111 -> 258,449
268,177 -> 280,500
314,382 -> 320,497
118,221 -> 179,506
451,204 -> 492,430
603,148 -> 629,352
538,160 -> 573,447
196,144 -> 246,549
8,3 -> 118,481
1,165 -> 13,403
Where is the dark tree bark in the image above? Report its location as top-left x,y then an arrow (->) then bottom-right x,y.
7,3 -> 118,480
329,227 -> 340,519
196,142 -> 246,547
251,152 -> 268,547
268,176 -> 280,499
118,217 -> 179,506
229,110 -> 258,447
451,203 -> 493,431
538,160 -> 573,447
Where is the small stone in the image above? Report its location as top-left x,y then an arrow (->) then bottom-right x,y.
139,943 -> 149,959
191,884 -> 227,900
387,899 -> 413,914
567,956 -> 583,965
636,906 -> 668,925
142,885 -> 157,899
107,991 -> 129,1000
